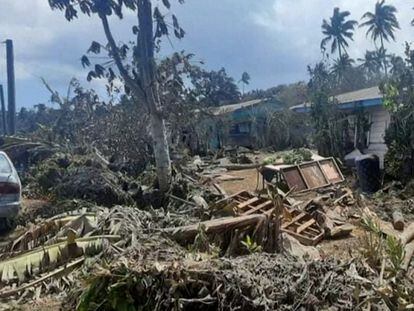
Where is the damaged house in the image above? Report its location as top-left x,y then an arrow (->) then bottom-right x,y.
207,98 -> 282,149
291,86 -> 389,168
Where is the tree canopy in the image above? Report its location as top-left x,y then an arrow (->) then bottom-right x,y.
321,7 -> 358,58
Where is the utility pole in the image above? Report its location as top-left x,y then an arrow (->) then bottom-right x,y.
0,85 -> 6,135
6,39 -> 16,135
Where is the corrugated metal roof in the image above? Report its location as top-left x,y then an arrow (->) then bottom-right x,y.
210,99 -> 265,115
334,86 -> 382,103
290,86 -> 382,111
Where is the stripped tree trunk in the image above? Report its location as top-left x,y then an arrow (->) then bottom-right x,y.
137,0 -> 171,191
149,112 -> 171,191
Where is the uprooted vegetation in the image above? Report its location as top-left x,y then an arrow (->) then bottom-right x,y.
0,139 -> 413,310
2,1 -> 414,309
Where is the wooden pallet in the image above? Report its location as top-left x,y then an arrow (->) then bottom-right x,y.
282,210 -> 324,246
217,191 -> 275,216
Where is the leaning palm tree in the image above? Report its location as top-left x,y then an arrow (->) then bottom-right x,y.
321,8 -> 358,59
360,0 -> 400,75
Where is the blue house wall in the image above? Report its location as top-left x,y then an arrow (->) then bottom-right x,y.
210,100 -> 282,149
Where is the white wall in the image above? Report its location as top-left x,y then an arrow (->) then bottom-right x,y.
364,106 -> 391,168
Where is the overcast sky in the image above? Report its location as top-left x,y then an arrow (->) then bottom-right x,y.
0,0 -> 413,109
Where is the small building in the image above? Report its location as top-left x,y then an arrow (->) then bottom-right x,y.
208,98 -> 282,150
291,86 -> 389,167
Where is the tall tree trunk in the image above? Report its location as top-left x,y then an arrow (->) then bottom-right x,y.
150,112 -> 171,191
338,42 -> 342,59
380,35 -> 388,77
137,0 -> 171,191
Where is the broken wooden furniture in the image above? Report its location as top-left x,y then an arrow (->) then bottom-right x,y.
212,190 -> 275,216
260,158 -> 344,193
282,209 -> 325,246
212,191 -> 324,246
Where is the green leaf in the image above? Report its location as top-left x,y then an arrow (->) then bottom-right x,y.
81,55 -> 91,68
162,0 -> 171,9
94,64 -> 106,78
88,41 -> 101,54
172,14 -> 179,29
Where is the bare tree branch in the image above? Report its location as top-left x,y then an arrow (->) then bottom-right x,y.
99,13 -> 146,102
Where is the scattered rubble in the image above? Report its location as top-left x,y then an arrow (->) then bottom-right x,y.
1,142 -> 414,310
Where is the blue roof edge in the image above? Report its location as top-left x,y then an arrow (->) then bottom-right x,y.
292,98 -> 383,113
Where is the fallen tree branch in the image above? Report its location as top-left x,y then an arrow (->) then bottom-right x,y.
164,214 -> 268,244
392,210 -> 404,231
167,194 -> 197,207
219,163 -> 261,171
400,222 -> 414,245
402,241 -> 414,271
0,257 -> 85,298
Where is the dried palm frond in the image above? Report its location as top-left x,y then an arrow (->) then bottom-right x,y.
0,234 -> 119,282
0,257 -> 85,298
3,213 -> 97,254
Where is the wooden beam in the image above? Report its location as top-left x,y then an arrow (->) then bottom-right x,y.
164,214 -> 268,243
282,212 -> 307,229
237,197 -> 259,209
296,219 -> 316,234
242,200 -> 273,215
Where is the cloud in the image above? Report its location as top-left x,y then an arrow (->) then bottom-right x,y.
253,0 -> 413,60
0,0 -> 413,108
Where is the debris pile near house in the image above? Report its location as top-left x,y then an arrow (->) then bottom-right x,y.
1,142 -> 414,309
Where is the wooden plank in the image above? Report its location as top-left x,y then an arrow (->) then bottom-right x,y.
282,212 -> 307,229
296,219 -> 316,234
282,229 -> 323,246
165,214 -> 268,243
213,190 -> 248,205
320,158 -> 344,183
237,197 -> 259,209
316,160 -> 330,184
303,226 -> 321,234
242,200 -> 273,215
281,167 -> 307,191
300,163 -> 329,189
296,165 -> 310,189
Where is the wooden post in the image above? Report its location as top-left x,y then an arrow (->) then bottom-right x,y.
6,39 -> 16,135
392,210 -> 404,231
0,85 -> 7,135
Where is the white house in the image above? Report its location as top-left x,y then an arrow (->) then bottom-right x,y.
291,86 -> 390,168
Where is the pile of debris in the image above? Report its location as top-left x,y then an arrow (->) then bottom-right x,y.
71,252 -> 377,310
2,142 -> 414,310
0,205 -> 194,303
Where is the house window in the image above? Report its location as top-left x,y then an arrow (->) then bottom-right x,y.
230,122 -> 251,135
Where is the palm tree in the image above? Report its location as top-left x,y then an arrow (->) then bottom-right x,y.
239,71 -> 251,95
330,54 -> 355,84
321,8 -> 358,59
358,50 -> 382,75
360,0 -> 400,75
389,54 -> 406,77
374,47 -> 391,72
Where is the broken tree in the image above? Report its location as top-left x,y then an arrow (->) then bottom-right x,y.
48,0 -> 187,192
